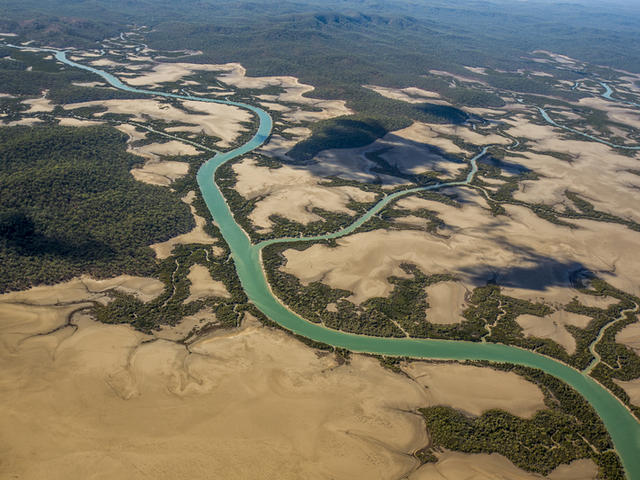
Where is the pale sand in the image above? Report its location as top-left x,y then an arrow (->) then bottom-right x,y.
115,122 -> 147,144
23,93 -> 54,113
614,378 -> 640,406
516,310 -> 592,354
392,121 -> 471,156
464,66 -> 488,75
0,311 -> 428,479
185,264 -> 230,302
57,117 -> 104,127
131,160 -> 190,186
532,51 -> 579,66
402,362 -> 545,418
72,81 -> 106,87
65,98 -> 250,148
618,76 -> 640,94
260,101 -> 292,112
129,140 -> 198,186
425,281 -> 469,325
364,85 -> 446,104
126,54 -> 154,63
464,107 -> 508,116
504,114 -> 640,224
89,58 -> 129,68
124,62 -> 233,86
393,215 -> 432,227
554,109 -> 583,121
69,52 -> 102,58
281,188 -> 640,303
410,452 -> 597,480
154,308 -> 216,342
547,460 -> 599,480
282,103 -> 353,123
0,275 -> 164,306
608,125 -> 635,145
283,126 -> 312,137
429,70 -> 489,86
503,286 -> 619,310
616,322 -> 640,355
233,158 -> 376,231
165,125 -> 203,134
0,277 -> 583,479
481,176 -> 507,186
576,96 -> 640,130
425,123 -> 511,147
215,63 -> 352,122
150,191 -> 217,259
132,140 -> 201,158
127,60 -> 350,121
2,117 -> 43,126
531,71 -> 554,77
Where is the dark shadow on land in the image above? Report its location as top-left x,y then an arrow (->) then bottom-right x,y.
286,128 -> 468,187
479,155 -> 531,176
459,251 -> 593,292
0,211 -> 116,260
414,103 -> 469,125
288,118 -> 388,163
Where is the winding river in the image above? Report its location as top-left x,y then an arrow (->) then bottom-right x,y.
9,45 -> 640,479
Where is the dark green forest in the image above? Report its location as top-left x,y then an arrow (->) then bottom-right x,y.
0,125 -> 193,292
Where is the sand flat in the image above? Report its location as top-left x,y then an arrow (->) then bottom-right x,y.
281,188 -> 640,304
614,378 -> 640,407
516,310 -> 592,354
504,114 -> 640,223
207,62 -> 351,121
425,281 -> 468,324
464,66 -> 488,75
128,140 -> 199,186
0,305 -> 563,480
23,93 -> 54,113
364,85 -> 446,104
65,98 -> 251,148
0,273 -> 586,480
0,275 -> 164,305
402,362 -> 545,418
426,123 -> 511,146
57,117 -> 104,127
131,160 -> 190,186
233,158 -> 376,231
616,322 -> 640,355
0,310 -> 428,479
185,264 -> 230,302
502,288 -> 619,310
259,126 -> 312,159
132,140 -> 201,158
2,117 -> 43,126
577,96 -> 640,130
395,122 -> 470,155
